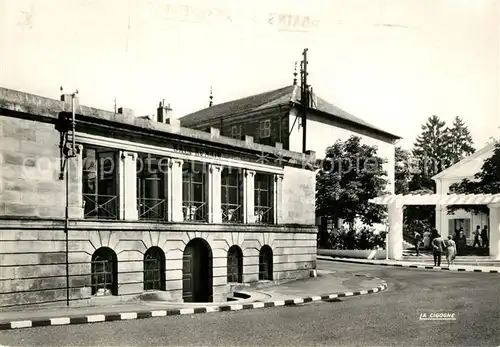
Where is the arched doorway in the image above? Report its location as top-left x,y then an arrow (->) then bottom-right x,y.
144,246 -> 166,291
259,245 -> 273,281
182,238 -> 213,302
91,247 -> 118,296
227,245 -> 243,283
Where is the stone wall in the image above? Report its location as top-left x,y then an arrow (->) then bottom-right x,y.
0,115 -> 70,218
282,166 -> 316,225
0,221 -> 317,309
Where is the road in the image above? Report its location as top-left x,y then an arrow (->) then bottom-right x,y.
1,260 -> 499,347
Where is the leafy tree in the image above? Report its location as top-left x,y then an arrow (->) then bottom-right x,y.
395,146 -> 411,195
447,141 -> 500,215
316,135 -> 388,246
445,116 -> 475,164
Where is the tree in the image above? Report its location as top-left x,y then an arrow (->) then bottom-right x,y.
446,116 -> 475,164
410,115 -> 451,191
447,141 -> 500,215
395,146 -> 411,195
316,135 -> 388,243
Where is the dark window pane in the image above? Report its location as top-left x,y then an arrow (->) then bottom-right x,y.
193,183 -> 204,202
228,187 -> 238,204
145,178 -> 161,200
221,186 -> 228,204
259,190 -> 269,206
182,181 -> 190,201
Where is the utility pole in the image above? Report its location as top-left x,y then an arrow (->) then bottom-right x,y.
60,86 -> 79,307
300,48 -> 309,153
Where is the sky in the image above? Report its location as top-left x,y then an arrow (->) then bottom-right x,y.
1,0 -> 499,150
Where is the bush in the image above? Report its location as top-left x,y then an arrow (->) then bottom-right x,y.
320,226 -> 386,250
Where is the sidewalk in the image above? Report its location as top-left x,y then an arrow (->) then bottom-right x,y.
317,256 -> 500,273
0,269 -> 387,331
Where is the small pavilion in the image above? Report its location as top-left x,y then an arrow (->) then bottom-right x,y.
369,193 -> 500,260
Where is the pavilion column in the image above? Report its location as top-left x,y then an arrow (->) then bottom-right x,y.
118,151 -> 138,220
436,205 -> 449,239
487,203 -> 500,260
387,202 -> 404,260
208,164 -> 222,223
168,159 -> 184,222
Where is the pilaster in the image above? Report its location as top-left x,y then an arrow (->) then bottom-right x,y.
488,203 -> 500,260
119,151 -> 138,220
387,202 -> 404,260
68,144 -> 84,219
273,174 -> 284,224
208,164 -> 222,223
168,159 -> 184,222
244,170 -> 256,223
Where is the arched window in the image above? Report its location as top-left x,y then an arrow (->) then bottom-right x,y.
259,245 -> 273,281
91,247 -> 118,296
144,246 -> 166,291
227,245 -> 243,283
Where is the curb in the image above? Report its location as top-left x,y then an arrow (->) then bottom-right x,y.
318,257 -> 500,273
0,277 -> 387,331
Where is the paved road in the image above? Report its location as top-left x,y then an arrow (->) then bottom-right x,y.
1,260 -> 499,347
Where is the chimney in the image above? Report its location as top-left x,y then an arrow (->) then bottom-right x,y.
157,100 -> 180,127
117,107 -> 134,118
60,93 -> 80,111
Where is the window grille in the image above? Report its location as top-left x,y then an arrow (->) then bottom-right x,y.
144,247 -> 166,291
227,246 -> 243,283
259,246 -> 273,281
182,161 -> 207,222
137,155 -> 168,220
91,247 -> 118,296
221,168 -> 243,223
254,173 -> 274,224
82,148 -> 118,219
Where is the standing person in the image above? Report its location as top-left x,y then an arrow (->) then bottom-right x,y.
472,225 -> 481,248
414,231 -> 422,256
423,230 -> 431,250
456,228 -> 466,255
481,225 -> 489,249
431,233 -> 445,267
444,235 -> 457,267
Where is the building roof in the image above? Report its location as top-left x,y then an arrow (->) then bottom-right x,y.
432,142 -> 496,180
179,85 -> 401,140
0,86 -> 315,166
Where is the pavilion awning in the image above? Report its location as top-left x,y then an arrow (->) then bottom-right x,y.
369,193 -> 500,205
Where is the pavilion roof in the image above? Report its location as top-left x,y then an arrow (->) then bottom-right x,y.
369,193 -> 500,205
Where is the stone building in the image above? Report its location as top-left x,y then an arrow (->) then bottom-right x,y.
0,87 -> 317,308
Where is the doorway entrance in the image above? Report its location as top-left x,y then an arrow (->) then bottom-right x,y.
182,238 -> 213,302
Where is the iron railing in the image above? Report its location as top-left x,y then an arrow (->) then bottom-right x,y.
183,202 -> 207,222
254,206 -> 273,224
143,257 -> 165,291
222,204 -> 242,223
83,194 -> 118,219
258,248 -> 273,281
138,198 -> 167,221
90,259 -> 117,296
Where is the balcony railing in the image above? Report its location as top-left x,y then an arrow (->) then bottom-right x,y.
183,201 -> 207,222
254,206 -> 273,224
83,194 -> 118,220
222,204 -> 242,223
138,198 -> 167,221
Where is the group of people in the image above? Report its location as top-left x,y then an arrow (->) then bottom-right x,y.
471,225 -> 489,249
413,224 -> 490,267
429,233 -> 456,267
